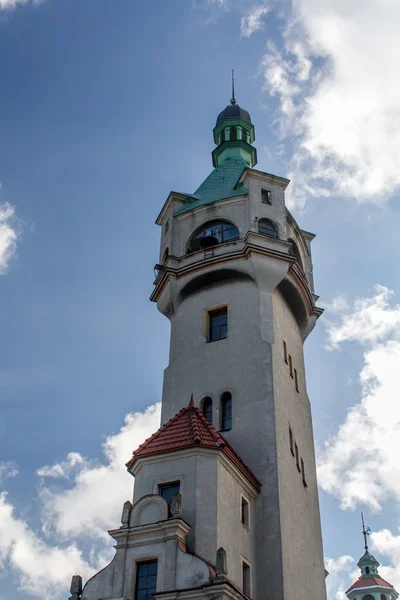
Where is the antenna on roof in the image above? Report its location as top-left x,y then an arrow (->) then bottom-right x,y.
361,513 -> 371,551
230,69 -> 236,105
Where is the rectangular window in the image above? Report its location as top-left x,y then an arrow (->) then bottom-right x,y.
158,482 -> 180,504
289,355 -> 294,378
135,561 -> 158,600
241,497 -> 249,527
261,189 -> 272,204
294,368 -> 299,392
208,308 -> 228,342
289,427 -> 294,456
301,458 -> 307,487
295,443 -> 300,472
242,562 -> 251,597
283,340 -> 288,364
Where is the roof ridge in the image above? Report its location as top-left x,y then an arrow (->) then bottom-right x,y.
130,405 -> 189,456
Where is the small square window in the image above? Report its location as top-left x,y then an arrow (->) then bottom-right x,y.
242,562 -> 251,597
289,355 -> 294,378
158,482 -> 180,504
283,340 -> 288,364
261,189 -> 272,204
165,220 -> 169,235
294,369 -> 299,392
208,308 -> 228,342
241,497 -> 249,527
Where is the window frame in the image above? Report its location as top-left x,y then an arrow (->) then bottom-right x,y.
241,495 -> 250,528
189,219 -> 240,253
207,305 -> 228,343
289,426 -> 294,456
158,481 -> 181,505
289,355 -> 294,378
135,560 -> 158,600
301,458 -> 307,487
201,396 -> 213,424
258,218 -> 279,239
220,391 -> 233,431
295,443 -> 300,472
261,188 -> 272,204
283,340 -> 288,364
241,559 -> 251,598
294,368 -> 299,392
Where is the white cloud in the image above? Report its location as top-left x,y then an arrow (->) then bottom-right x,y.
325,555 -> 355,600
0,403 -> 161,598
318,286 -> 400,510
260,0 -> 400,207
0,203 -> 17,274
240,5 -> 270,37
38,403 -> 161,540
0,461 -> 19,481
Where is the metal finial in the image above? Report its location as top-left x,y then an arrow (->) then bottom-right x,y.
361,513 -> 371,551
230,69 -> 236,105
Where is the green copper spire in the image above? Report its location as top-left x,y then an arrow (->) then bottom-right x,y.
357,514 -> 380,577
212,75 -> 257,168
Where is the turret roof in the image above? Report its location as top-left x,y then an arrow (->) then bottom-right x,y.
346,576 -> 394,594
126,397 -> 261,490
174,156 -> 248,216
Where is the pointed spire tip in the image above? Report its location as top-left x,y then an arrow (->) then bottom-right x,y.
230,68 -> 236,105
189,394 -> 194,408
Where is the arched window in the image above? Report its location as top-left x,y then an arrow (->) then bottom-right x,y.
162,247 -> 169,263
288,239 -> 303,269
362,595 -> 374,600
230,126 -> 237,141
365,567 -> 370,575
381,595 -> 387,600
221,392 -> 232,431
258,219 -> 278,239
201,397 -> 213,424
188,220 -> 240,252
242,128 -> 248,143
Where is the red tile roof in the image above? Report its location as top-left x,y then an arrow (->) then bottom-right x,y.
126,397 -> 261,490
346,576 -> 394,594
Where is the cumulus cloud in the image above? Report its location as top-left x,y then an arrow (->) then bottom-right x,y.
0,203 -> 18,274
318,286 -> 400,510
325,555 -> 355,600
260,0 -> 400,208
0,461 -> 19,481
240,5 -> 270,37
0,403 -> 161,598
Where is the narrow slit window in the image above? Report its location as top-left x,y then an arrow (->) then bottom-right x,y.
289,355 -> 293,378
135,561 -> 158,600
295,443 -> 300,471
242,562 -> 251,597
241,497 -> 249,527
208,308 -> 228,342
301,458 -> 307,487
283,340 -> 288,364
294,368 -> 299,392
289,427 -> 294,456
221,392 -> 232,431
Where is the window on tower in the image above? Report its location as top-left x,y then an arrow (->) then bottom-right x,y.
301,458 -> 307,487
283,340 -> 288,364
220,392 -> 232,431
242,561 -> 251,597
261,189 -> 272,204
188,220 -> 239,253
208,308 -> 228,342
158,482 -> 180,505
295,443 -> 300,472
289,355 -> 294,378
294,368 -> 299,392
289,427 -> 294,456
258,218 -> 278,239
201,397 -> 213,424
241,497 -> 249,527
135,561 -> 158,600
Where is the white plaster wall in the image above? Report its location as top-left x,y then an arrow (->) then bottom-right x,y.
272,289 -> 327,600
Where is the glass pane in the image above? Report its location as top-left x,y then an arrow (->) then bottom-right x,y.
137,589 -> 148,600
148,562 -> 158,575
138,564 -> 149,576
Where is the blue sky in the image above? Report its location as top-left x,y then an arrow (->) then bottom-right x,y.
1,0 -> 400,598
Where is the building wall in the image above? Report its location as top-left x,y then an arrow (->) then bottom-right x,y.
272,289 -> 327,600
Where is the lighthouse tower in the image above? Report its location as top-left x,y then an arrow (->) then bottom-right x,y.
75,90 -> 327,600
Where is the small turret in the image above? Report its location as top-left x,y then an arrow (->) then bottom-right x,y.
346,516 -> 399,600
212,70 -> 257,168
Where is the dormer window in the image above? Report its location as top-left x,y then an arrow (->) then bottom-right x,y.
258,218 -> 278,239
188,220 -> 239,253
